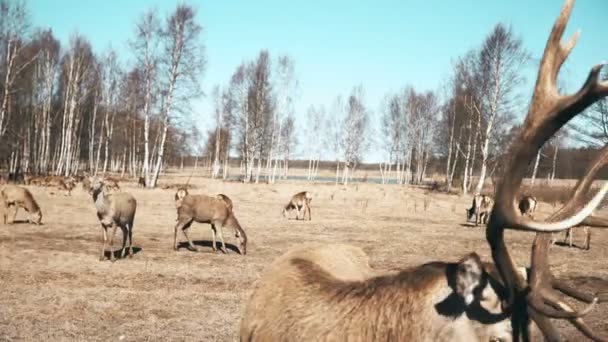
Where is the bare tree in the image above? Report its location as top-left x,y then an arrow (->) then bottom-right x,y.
150,4 -> 205,187
473,23 -> 528,193
340,85 -> 369,186
269,55 -> 296,183
131,9 -> 159,187
0,0 -> 34,142
305,105 -> 325,181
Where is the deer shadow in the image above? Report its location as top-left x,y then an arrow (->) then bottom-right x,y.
4,219 -> 44,225
460,222 -> 481,228
103,246 -> 143,260
177,240 -> 241,254
552,241 -> 589,251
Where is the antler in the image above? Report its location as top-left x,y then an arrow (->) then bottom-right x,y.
486,0 -> 608,340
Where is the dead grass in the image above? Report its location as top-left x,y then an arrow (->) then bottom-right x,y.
0,174 -> 607,341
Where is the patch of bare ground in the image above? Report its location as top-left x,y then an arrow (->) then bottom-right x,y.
0,176 -> 606,340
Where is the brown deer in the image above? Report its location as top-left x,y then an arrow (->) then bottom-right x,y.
282,191 -> 312,220
466,194 -> 493,226
174,192 -> 247,255
90,178 -> 137,261
241,1 -> 608,340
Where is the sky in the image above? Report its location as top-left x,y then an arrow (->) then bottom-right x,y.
28,0 -> 608,162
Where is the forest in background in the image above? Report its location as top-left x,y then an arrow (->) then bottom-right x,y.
1,0 -> 606,189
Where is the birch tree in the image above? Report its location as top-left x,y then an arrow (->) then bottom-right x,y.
131,9 -> 159,187
0,0 -> 33,142
150,4 -> 205,187
473,23 -> 528,193
341,85 -> 369,186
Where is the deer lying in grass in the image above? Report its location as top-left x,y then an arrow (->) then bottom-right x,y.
282,191 -> 312,220
174,190 -> 247,254
0,185 -> 42,225
90,178 -> 137,261
241,242 -> 528,341
518,195 -> 538,217
466,194 -> 493,226
242,2 -> 608,340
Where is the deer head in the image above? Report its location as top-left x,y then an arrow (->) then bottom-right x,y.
486,0 -> 608,340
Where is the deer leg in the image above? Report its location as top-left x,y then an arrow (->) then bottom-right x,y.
109,223 -> 117,262
100,225 -> 108,261
211,224 -> 218,251
215,223 -> 228,254
181,222 -> 197,251
174,218 -> 194,251
584,227 -> 590,250
307,204 -> 311,221
128,223 -> 134,257
120,225 -> 128,259
12,205 -> 18,224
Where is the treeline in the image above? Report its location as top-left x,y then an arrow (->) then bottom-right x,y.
0,1 -> 204,187
2,1 -> 606,188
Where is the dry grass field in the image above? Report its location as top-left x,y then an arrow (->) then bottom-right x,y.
1,173 -> 607,341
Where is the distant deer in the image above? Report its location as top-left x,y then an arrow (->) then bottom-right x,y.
465,194 -> 493,226
283,191 -> 312,220
518,195 -> 538,218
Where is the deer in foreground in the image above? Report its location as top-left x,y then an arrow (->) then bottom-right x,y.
0,185 -> 42,225
241,242 -> 526,342
90,178 -> 137,261
466,194 -> 493,226
282,191 -> 312,220
174,191 -> 247,255
241,1 -> 608,340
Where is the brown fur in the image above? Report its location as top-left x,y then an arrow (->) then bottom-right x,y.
174,193 -> 247,255
216,194 -> 233,211
0,185 -> 42,225
283,191 -> 312,220
241,243 -> 518,341
91,179 -> 137,261
466,194 -> 494,226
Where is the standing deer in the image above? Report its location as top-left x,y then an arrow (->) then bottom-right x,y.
466,194 -> 493,226
241,1 -> 608,340
283,191 -> 312,220
90,178 -> 137,261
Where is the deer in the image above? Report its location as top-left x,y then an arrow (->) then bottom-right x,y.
282,191 -> 312,220
241,242 -> 528,342
241,1 -> 608,340
518,195 -> 538,218
466,194 -> 494,226
137,176 -> 145,188
90,178 -> 137,261
0,185 -> 42,225
174,191 -> 247,255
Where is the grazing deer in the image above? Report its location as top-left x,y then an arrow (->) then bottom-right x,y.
283,191 -> 312,220
242,1 -> 608,340
0,185 -> 42,225
174,191 -> 247,255
466,194 -> 493,226
518,195 -> 538,218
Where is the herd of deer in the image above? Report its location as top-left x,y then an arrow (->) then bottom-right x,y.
1,1 -> 607,340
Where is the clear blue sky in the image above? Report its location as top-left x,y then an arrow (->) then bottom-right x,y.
29,0 -> 608,162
